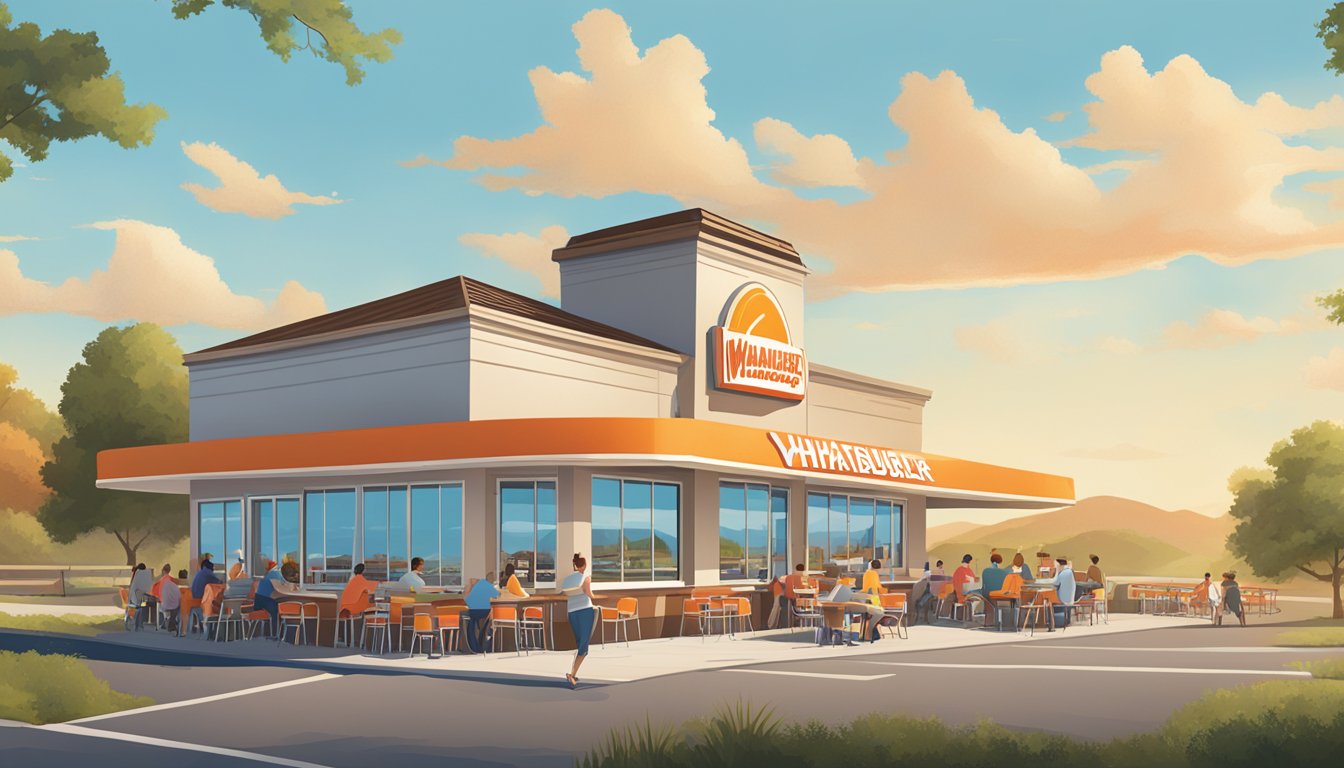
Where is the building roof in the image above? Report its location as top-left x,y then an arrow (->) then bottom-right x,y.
553,208 -> 804,268
190,275 -> 677,359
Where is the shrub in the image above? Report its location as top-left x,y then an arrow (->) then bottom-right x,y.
0,651 -> 151,724
1292,658 -> 1344,680
580,682 -> 1344,768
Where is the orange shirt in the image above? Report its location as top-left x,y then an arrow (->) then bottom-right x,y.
784,572 -> 811,599
952,564 -> 976,590
341,574 -> 376,612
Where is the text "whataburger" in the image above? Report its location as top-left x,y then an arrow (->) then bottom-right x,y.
767,431 -> 936,484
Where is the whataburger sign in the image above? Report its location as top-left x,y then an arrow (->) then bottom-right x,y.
712,283 -> 807,401
768,430 -> 936,485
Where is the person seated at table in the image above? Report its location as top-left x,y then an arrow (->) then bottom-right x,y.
979,552 -> 1008,599
253,559 -> 293,636
1049,557 -> 1075,627
228,549 -> 247,581
1218,572 -> 1246,627
129,563 -> 154,630
190,556 -> 221,600
341,562 -> 376,613
952,554 -> 976,594
821,580 -> 884,643
1075,554 -> 1105,600
861,559 -> 886,596
155,564 -> 181,633
499,563 -> 528,598
463,571 -> 500,653
399,557 -> 428,591
1011,552 -> 1032,580
280,557 -> 300,584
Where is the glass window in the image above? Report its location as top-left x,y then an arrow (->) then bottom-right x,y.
197,500 -> 234,562
769,488 -> 789,579
410,485 -> 440,581
719,482 -> 786,581
363,488 -> 389,581
498,480 -> 557,588
536,482 -> 556,584
363,485 -> 459,587
303,489 -> 355,584
805,491 -> 904,577
252,499 -> 274,570
440,484 -> 463,587
591,477 -> 680,582
277,498 -> 300,579
592,477 -> 622,583
653,483 -> 680,582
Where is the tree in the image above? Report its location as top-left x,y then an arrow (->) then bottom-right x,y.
1320,288 -> 1344,325
0,361 -> 63,512
0,362 -> 64,456
1322,4 -> 1344,75
1228,421 -> 1344,619
0,1 -> 400,181
38,324 -> 189,565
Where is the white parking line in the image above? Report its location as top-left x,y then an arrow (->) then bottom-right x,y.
862,662 -> 1311,676
39,724 -> 333,768
67,672 -> 340,724
1015,645 -> 1344,654
727,669 -> 895,681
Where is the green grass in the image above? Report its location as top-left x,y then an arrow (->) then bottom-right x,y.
0,611 -> 124,636
581,681 -> 1344,768
0,651 -> 152,724
1293,658 -> 1344,680
1274,627 -> 1344,647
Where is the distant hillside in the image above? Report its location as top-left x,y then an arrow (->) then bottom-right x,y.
926,521 -> 984,548
928,496 -> 1239,578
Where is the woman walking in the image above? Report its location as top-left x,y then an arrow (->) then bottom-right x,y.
562,552 -> 596,688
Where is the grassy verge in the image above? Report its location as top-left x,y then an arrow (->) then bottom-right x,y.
1294,658 -> 1344,680
0,651 -> 152,724
582,681 -> 1344,767
1274,627 -> 1344,647
0,611 -> 124,636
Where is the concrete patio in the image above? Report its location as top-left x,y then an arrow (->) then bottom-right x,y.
42,611 -> 1204,685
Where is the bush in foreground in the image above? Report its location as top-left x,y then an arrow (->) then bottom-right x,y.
0,651 -> 151,724
581,681 -> 1344,768
0,611 -> 124,636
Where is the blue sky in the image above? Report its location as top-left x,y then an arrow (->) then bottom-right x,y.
3,1 -> 1344,521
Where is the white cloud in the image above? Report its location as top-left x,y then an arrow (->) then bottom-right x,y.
0,220 -> 326,331
1305,347 -> 1344,390
458,225 -> 568,299
412,12 -> 1344,295
181,142 -> 343,219
753,117 -> 865,188
1098,335 -> 1140,355
0,235 -> 37,243
1044,111 -> 1069,123
1163,309 -> 1305,349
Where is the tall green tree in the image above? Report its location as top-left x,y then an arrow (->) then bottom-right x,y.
0,1 -> 400,181
1320,288 -> 1344,325
1228,421 -> 1344,619
38,324 -> 189,565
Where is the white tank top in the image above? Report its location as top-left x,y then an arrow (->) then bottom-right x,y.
562,571 -> 592,612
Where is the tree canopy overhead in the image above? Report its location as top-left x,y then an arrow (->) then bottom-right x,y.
0,0 -> 400,181
1228,420 -> 1344,619
38,324 -> 189,565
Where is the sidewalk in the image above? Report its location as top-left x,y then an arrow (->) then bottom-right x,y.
61,612 -> 1203,685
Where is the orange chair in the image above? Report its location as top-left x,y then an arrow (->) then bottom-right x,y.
600,597 -> 640,647
277,601 -> 317,645
181,588 -> 202,636
680,597 -> 712,638
200,583 -> 226,639
336,587 -> 373,648
388,596 -> 415,651
879,593 -> 909,639
722,596 -> 753,637
491,604 -> 521,655
361,601 -> 392,654
408,613 -> 440,658
1017,588 -> 1056,636
242,607 -> 272,639
435,608 -> 462,654
988,573 -> 1025,631
521,605 -> 545,651
117,587 -> 140,631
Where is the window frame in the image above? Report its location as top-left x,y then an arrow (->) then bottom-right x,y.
805,489 -> 906,578
301,486 -> 358,585
195,497 -> 243,566
591,474 -> 683,586
244,494 -> 301,575
496,477 -> 560,589
717,480 -> 789,584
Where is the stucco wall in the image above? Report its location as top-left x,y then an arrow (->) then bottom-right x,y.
188,321 -> 470,440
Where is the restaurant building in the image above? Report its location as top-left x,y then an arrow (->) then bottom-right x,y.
97,209 -> 1074,629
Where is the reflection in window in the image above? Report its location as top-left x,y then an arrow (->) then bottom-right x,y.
719,482 -> 786,581
806,492 -> 903,577
303,489 -> 355,584
591,477 -> 680,583
197,500 -> 241,563
363,485 -> 460,586
499,480 -> 557,588
248,497 -> 300,577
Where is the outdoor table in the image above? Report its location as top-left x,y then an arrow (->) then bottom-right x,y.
275,590 -> 339,645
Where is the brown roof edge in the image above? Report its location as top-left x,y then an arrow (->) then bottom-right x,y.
552,208 -> 804,267
189,275 -> 677,360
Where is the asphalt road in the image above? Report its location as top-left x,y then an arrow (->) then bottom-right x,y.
5,613 -> 1342,768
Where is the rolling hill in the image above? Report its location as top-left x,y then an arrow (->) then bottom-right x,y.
927,496 -> 1241,578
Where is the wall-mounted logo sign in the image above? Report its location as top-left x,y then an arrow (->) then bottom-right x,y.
768,431 -> 937,485
712,283 -> 806,401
